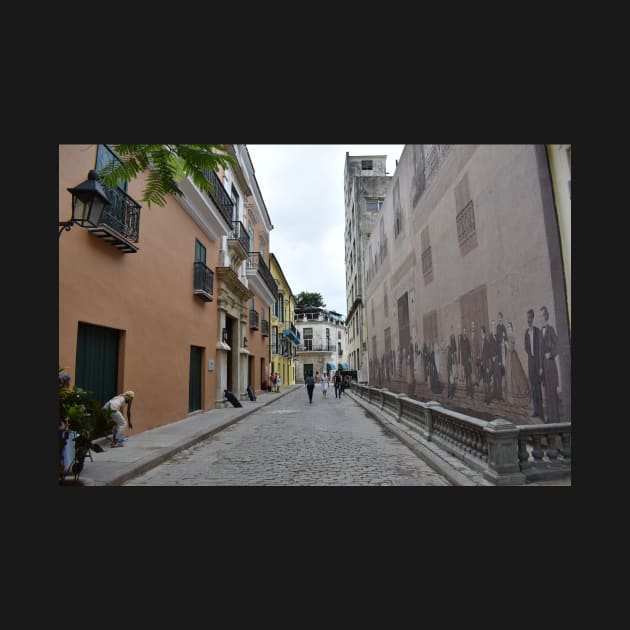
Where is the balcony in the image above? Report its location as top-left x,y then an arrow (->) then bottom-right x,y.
261,319 -> 270,337
228,220 -> 250,263
203,168 -> 233,230
193,262 -> 214,302
246,252 -> 279,304
249,309 -> 259,330
88,184 -> 141,253
298,343 -> 335,352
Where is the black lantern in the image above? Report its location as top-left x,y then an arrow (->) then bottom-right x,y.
243,336 -> 248,348
60,170 -> 110,237
222,327 -> 229,344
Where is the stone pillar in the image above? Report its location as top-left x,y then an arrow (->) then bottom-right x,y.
483,419 -> 526,485
425,401 -> 441,442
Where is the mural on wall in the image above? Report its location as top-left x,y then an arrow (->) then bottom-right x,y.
365,146 -> 570,426
368,288 -> 566,424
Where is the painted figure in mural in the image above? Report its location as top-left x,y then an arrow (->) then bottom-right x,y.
496,312 -> 508,394
457,331 -> 465,384
400,346 -> 407,384
429,342 -> 443,394
489,321 -> 504,402
504,321 -> 530,406
470,321 -> 481,387
422,342 -> 429,384
496,313 -> 508,366
524,308 -> 543,418
539,305 -> 560,422
449,333 -> 459,385
480,326 -> 492,403
460,327 -> 474,399
408,342 -> 415,395
447,334 -> 457,399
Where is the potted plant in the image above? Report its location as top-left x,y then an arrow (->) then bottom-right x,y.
59,369 -> 114,484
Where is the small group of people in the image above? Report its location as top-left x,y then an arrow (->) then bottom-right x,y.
305,371 -> 344,403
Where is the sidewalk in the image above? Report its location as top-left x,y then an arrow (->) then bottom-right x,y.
76,385 -> 302,486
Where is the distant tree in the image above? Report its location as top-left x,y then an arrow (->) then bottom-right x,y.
97,144 -> 234,208
295,291 -> 325,309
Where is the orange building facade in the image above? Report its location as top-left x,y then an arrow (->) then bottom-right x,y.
59,144 -> 277,435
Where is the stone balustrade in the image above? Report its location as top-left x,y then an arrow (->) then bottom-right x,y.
352,382 -> 571,485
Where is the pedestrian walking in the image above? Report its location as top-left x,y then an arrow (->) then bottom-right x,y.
305,374 -> 315,403
321,372 -> 329,397
103,390 -> 134,447
334,371 -> 342,398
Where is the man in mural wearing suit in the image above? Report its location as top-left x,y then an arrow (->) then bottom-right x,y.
496,312 -> 508,394
460,327 -> 474,399
480,326 -> 492,404
539,305 -> 560,423
489,320 -> 504,402
470,320 -> 481,387
524,308 -> 543,418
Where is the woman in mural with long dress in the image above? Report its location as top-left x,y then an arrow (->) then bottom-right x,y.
504,321 -> 530,406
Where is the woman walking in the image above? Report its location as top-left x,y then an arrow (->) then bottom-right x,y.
321,372 -> 329,397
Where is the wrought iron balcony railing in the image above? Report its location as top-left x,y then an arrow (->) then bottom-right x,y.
249,309 -> 259,329
298,343 -> 335,352
193,262 -> 214,301
229,220 -> 250,254
261,319 -> 270,337
99,184 -> 141,243
247,252 -> 279,299
203,168 -> 234,229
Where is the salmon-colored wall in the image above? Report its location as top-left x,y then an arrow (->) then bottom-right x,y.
59,145 -> 221,432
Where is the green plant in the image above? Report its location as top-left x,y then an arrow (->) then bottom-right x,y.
97,144 -> 235,208
59,377 -> 114,483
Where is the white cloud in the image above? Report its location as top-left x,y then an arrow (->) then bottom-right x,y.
247,144 -> 404,315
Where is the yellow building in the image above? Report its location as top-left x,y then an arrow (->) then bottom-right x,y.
269,254 -> 299,387
546,144 -> 571,332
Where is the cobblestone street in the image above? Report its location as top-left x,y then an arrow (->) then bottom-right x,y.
123,385 -> 451,486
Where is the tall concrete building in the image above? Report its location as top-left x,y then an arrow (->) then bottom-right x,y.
343,153 -> 393,382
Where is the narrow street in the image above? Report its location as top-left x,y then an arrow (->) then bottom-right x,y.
123,385 -> 451,486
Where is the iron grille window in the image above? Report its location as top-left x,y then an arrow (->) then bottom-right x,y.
361,160 -> 373,170
456,200 -> 476,243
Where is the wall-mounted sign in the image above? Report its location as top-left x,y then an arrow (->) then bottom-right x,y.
208,360 -> 215,371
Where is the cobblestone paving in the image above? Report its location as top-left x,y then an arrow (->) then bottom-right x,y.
124,386 -> 451,486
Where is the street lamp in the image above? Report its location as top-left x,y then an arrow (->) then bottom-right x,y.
59,170 -> 110,238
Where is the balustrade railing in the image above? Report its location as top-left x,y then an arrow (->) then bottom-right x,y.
230,220 -> 250,253
100,184 -> 141,242
203,168 -> 233,229
350,382 -> 570,485
248,252 -> 278,298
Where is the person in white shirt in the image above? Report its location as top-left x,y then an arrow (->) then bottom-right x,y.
103,391 -> 134,447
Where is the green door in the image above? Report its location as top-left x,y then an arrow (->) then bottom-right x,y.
189,346 -> 203,412
75,322 -> 119,406
304,364 -> 313,379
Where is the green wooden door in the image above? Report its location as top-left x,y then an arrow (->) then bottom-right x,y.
75,322 -> 119,405
189,346 -> 203,412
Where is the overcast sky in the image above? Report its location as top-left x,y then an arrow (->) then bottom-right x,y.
246,145 -> 404,316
